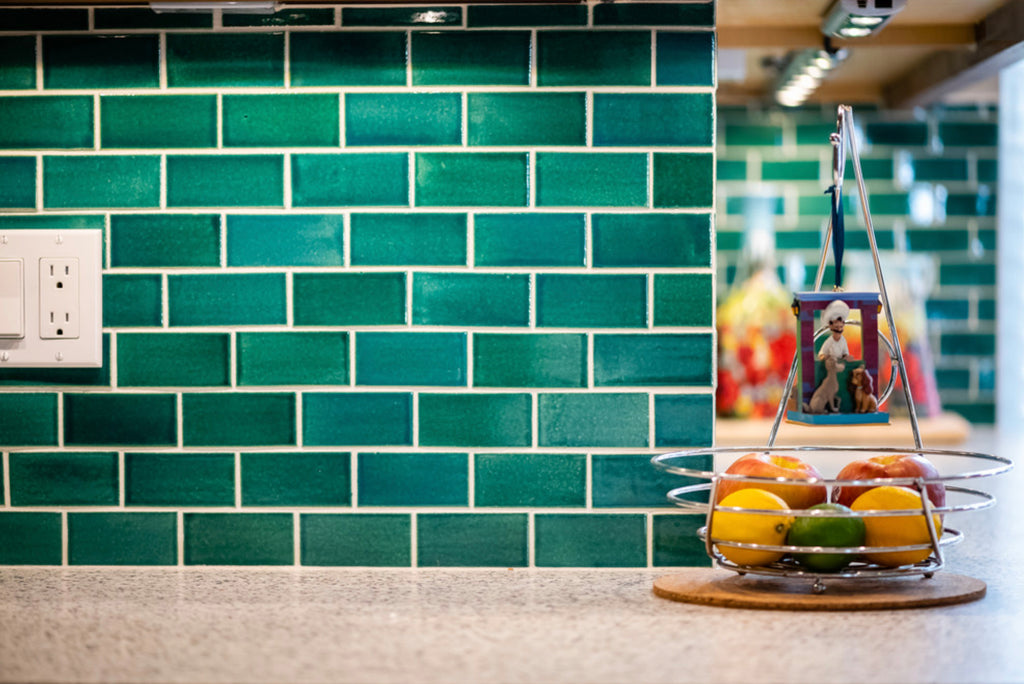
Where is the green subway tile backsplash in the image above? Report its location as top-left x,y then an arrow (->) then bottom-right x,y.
0,3 -> 719,569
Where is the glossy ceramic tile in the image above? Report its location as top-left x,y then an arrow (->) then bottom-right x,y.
538,393 -> 649,447
63,394 -> 177,447
591,453 -> 708,508
593,93 -> 713,146
237,332 -> 349,386
43,35 -> 159,89
416,513 -> 528,567
411,31 -> 530,85
117,333 -> 230,387
908,228 -> 969,251
412,273 -> 530,327
535,153 -> 647,207
0,157 -> 35,209
941,332 -> 996,356
355,332 -> 466,386
102,274 -> 162,327
242,452 -> 351,507
9,452 -> 118,506
289,32 -> 407,87
342,7 -> 461,26
534,514 -> 646,567
468,93 -> 586,146
44,155 -> 159,208
653,394 -> 713,447
110,214 -> 221,267
418,393 -> 531,447
978,158 -> 998,182
865,122 -> 929,146
594,3 -> 714,26
182,393 -> 296,446
222,8 -> 335,27
761,160 -> 819,181
101,95 -> 217,149
301,514 -> 411,566
592,213 -> 711,267
357,452 -> 468,506
350,213 -> 467,266
655,31 -> 714,86
537,31 -> 650,86
415,153 -> 527,207
184,513 -> 293,565
168,273 -> 286,326
125,452 -> 235,506
536,274 -> 647,328
473,213 -> 585,267
227,214 -> 343,267
466,4 -> 585,27
474,453 -> 585,507
302,392 -> 413,446
0,8 -> 87,30
652,153 -> 714,207
0,513 -> 62,564
292,153 -> 408,207
93,7 -> 212,29
167,155 -> 284,207
166,33 -> 284,87
653,515 -> 711,566
652,273 -> 713,327
292,273 -> 406,326
472,333 -> 587,387
346,93 -> 460,147
594,334 -> 713,386
0,36 -> 36,89
223,94 -> 339,148
68,513 -> 178,565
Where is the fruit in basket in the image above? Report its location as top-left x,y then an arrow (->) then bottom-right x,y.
715,453 -> 827,510
832,453 -> 945,509
851,486 -> 943,567
786,503 -> 866,572
711,488 -> 794,567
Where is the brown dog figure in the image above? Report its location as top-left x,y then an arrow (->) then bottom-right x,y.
805,356 -> 843,414
848,367 -> 878,413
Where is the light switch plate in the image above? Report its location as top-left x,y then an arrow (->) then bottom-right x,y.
0,229 -> 103,367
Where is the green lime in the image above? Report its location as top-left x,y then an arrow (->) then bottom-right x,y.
786,503 -> 866,572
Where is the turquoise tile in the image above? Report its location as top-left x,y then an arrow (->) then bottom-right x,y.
536,153 -> 647,207
167,155 -> 284,207
776,230 -> 822,250
979,299 -> 997,320
0,157 -> 35,209
595,3 -> 714,26
926,299 -> 969,320
227,214 -> 344,267
594,94 -> 713,146
942,333 -> 996,356
653,153 -> 714,208
473,333 -> 586,388
101,96 -> 217,149
538,30 -> 650,86
293,273 -> 406,326
468,93 -> 586,146
184,513 -> 293,565
0,36 -> 36,89
907,228 -> 968,251
535,514 -> 646,567
797,123 -> 836,145
474,213 -> 585,267
44,156 -> 159,209
69,513 -> 177,566
346,93 -> 461,146
44,35 -> 158,89
0,513 -> 62,565
0,335 -> 111,388
167,34 -> 284,87
726,194 -> 785,215
350,213 -> 466,266
418,393 -> 531,447
945,402 -> 995,424
467,4 -> 586,27
417,513 -> 527,567
415,153 -> 527,207
223,8 -> 335,27
94,8 -> 212,29
654,394 -> 713,447
653,515 -> 711,566
303,392 -> 412,446
843,158 -> 895,180
356,332 -> 466,386
412,273 -> 530,327
724,124 -> 782,146
978,159 -> 998,183
866,122 -> 928,146
125,453 -> 234,506
475,453 -> 586,507
936,368 -> 971,391
538,393 -> 648,447
118,333 -> 230,387
912,158 -> 968,181
224,94 -> 339,148
169,274 -> 286,326
656,31 -> 714,86
343,6 -> 461,26
536,274 -> 647,328
290,32 -> 406,87
242,452 -> 351,507
594,334 -> 713,386
947,192 -> 996,216
592,213 -> 711,267
64,394 -> 176,446
716,230 -> 743,251
939,122 -> 997,147
979,228 -> 997,250
111,214 -> 220,267
761,160 -> 820,181
592,453 -> 710,508
301,514 -> 410,566
412,31 -> 530,86
9,452 -> 117,506
292,153 -> 408,207
0,394 -> 57,446
0,214 -> 104,231
183,393 -> 295,446
103,274 -> 162,327
237,332 -> 349,386
0,8 -> 88,30
717,159 -> 746,181
358,452 -> 468,506
653,274 -> 713,327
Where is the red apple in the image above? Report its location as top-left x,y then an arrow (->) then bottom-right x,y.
832,454 -> 945,509
715,453 -> 827,510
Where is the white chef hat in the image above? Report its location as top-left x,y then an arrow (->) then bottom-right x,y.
822,299 -> 850,325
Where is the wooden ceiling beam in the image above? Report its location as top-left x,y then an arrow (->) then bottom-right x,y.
718,25 -> 975,49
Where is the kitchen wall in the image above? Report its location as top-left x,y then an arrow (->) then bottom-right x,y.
0,2 -> 715,567
716,104 -> 998,424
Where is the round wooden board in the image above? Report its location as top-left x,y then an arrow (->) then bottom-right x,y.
653,570 -> 986,611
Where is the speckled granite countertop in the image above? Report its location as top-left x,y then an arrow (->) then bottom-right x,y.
2,429 -> 1021,684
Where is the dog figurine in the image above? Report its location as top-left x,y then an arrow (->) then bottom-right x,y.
848,367 -> 878,413
805,356 -> 843,414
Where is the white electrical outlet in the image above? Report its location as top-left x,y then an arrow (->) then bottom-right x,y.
0,229 -> 102,367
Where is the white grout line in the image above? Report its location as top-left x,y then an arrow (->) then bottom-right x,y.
409,512 -> 418,567
1,452 -> 9,508
61,511 -> 68,566
158,32 -> 168,90
293,511 -> 301,566
93,94 -> 101,150
235,452 -> 242,508
177,510 -> 185,566
118,452 -> 125,507
34,34 -> 42,91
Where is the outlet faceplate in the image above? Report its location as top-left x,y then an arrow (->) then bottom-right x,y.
0,229 -> 102,367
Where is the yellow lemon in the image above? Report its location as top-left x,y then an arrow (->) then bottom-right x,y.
851,486 -> 943,567
711,488 -> 793,567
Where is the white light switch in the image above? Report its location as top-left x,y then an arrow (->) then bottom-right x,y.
0,258 -> 24,338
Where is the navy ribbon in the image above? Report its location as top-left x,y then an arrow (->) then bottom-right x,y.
826,184 -> 844,289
